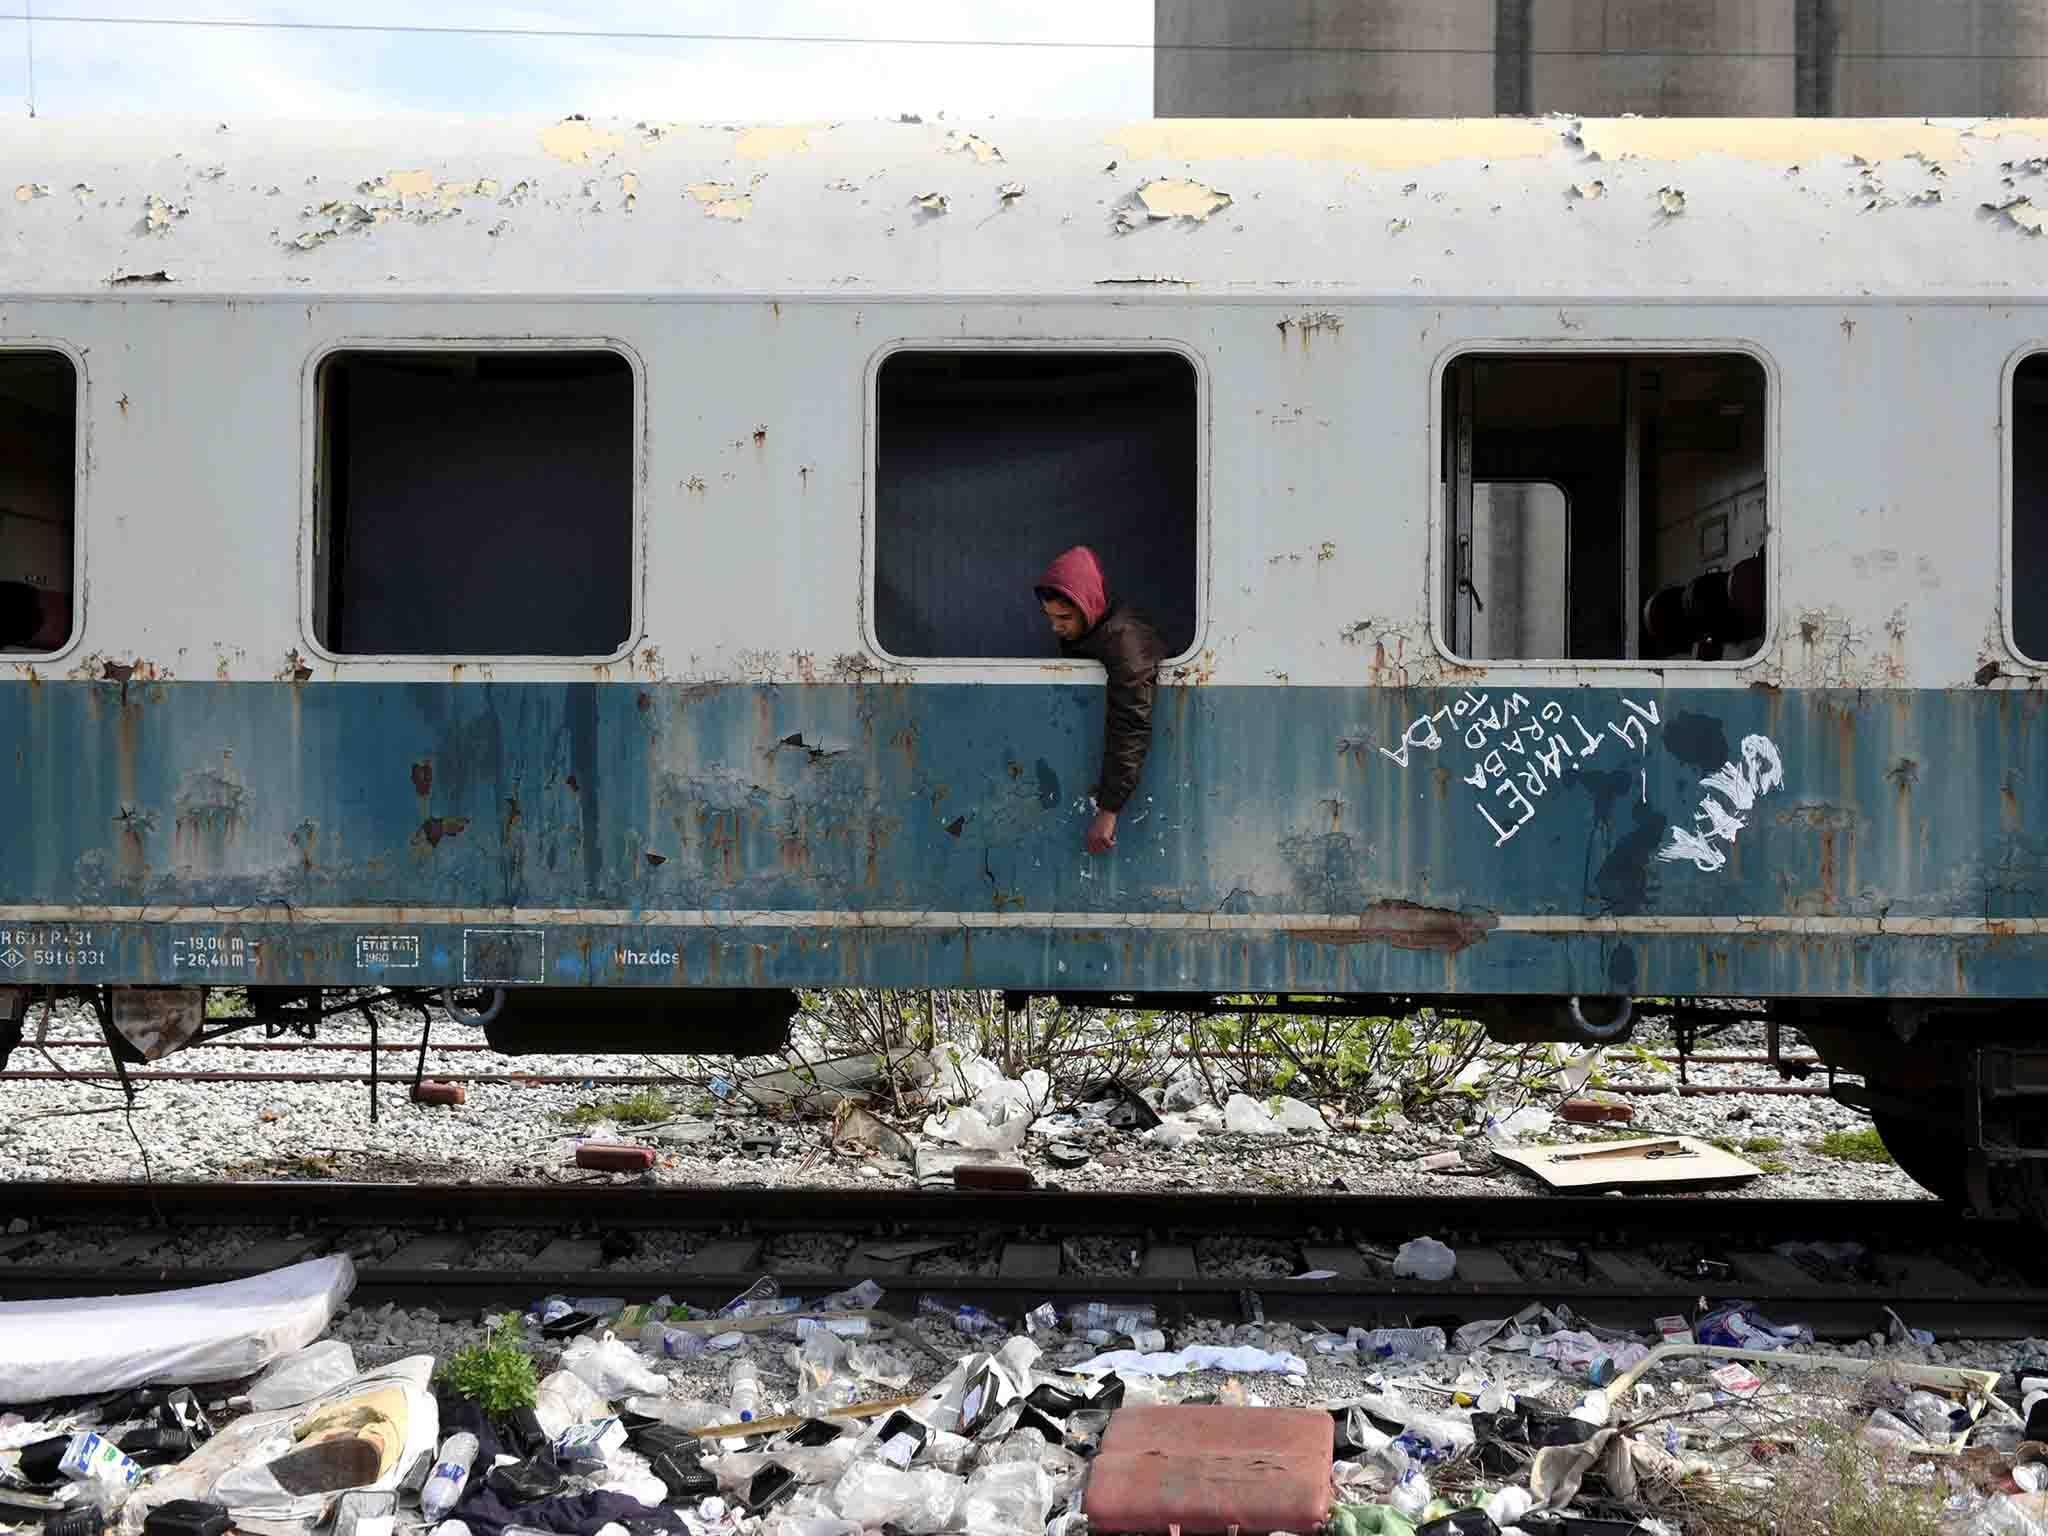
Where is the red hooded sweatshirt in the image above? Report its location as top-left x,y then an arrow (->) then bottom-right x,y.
1035,546 -> 1109,630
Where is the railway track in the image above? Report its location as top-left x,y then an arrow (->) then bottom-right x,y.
3,1039 -> 1834,1095
0,1183 -> 2042,1341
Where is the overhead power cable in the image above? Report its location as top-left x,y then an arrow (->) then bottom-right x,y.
0,13 -> 2045,62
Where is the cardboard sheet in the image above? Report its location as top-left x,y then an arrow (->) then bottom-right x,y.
1493,1135 -> 1760,1191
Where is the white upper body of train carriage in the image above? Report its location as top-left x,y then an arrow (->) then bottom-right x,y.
1,113 -> 2044,690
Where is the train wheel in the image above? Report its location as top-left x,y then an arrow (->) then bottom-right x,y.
1868,1104 -> 1966,1204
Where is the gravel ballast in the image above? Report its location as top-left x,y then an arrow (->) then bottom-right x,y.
1,1007 -> 1931,1202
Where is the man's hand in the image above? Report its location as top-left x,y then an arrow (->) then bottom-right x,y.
1085,809 -> 1118,855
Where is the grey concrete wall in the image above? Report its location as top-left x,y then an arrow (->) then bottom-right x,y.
1155,0 -> 2048,117
1827,0 -> 2048,115
1154,0 -> 1497,118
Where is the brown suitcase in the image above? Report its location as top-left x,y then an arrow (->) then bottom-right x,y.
1082,1405 -> 1334,1534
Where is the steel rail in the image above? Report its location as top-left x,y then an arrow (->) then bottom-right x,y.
0,1183 -> 2041,1337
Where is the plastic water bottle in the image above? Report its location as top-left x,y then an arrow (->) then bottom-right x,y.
419,1432 -> 479,1521
815,1279 -> 885,1313
639,1321 -> 708,1360
729,1359 -> 762,1423
1065,1301 -> 1157,1334
619,1396 -> 727,1429
917,1296 -> 1004,1337
1353,1326 -> 1447,1362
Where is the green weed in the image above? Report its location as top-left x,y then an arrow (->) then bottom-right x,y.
440,1326 -> 538,1415
1814,1128 -> 1894,1164
561,1088 -> 674,1128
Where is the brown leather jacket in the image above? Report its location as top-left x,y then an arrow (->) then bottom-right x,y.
1062,604 -> 1166,813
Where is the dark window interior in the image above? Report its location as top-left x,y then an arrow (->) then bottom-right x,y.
1442,352 -> 1767,662
0,352 -> 77,653
316,351 -> 633,657
2015,356 -> 2048,661
875,351 -> 1199,659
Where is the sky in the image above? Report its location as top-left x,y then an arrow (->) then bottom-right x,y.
0,1 -> 1154,119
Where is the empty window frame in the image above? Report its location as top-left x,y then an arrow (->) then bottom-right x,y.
1441,352 -> 1768,662
313,349 -> 635,657
873,350 -> 1199,659
2013,355 -> 2048,661
0,351 -> 78,654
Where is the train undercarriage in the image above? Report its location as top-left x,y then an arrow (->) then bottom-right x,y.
2,982 -> 2040,1226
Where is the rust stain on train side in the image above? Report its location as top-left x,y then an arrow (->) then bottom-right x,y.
1288,899 -> 1497,953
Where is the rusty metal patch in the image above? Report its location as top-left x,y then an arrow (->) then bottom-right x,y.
1289,900 -> 1498,953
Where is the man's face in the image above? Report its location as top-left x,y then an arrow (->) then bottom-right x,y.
1041,595 -> 1085,642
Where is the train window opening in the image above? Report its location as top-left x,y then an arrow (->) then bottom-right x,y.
2012,356 -> 2048,662
1442,352 -> 1767,662
873,350 -> 1199,659
313,349 -> 634,657
0,351 -> 78,655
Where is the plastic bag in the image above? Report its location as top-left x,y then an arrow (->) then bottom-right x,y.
247,1339 -> 359,1409
1393,1237 -> 1457,1282
1485,1106 -> 1553,1144
921,1105 -> 1027,1153
847,1341 -> 917,1389
1075,1344 -> 1309,1377
1952,1493 -> 2048,1535
1695,1302 -> 1813,1351
829,1464 -> 963,1532
560,1333 -> 664,1398
533,1369 -> 611,1439
1160,1065 -> 1206,1112
961,1461 -> 1052,1536
1222,1094 -> 1322,1135
938,1049 -> 1008,1104
1143,1117 -> 1202,1148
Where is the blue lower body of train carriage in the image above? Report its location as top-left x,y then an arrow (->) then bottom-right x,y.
0,678 -> 2038,998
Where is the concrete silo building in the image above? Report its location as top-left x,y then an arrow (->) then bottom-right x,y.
1154,1 -> 2048,117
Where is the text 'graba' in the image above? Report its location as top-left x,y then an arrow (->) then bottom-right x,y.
1378,692 -> 1663,847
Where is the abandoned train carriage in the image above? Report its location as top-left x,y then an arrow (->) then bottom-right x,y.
3,113 -> 2048,1212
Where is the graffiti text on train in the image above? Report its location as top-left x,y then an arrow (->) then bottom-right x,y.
1657,735 -> 1786,873
1377,692 -> 1664,847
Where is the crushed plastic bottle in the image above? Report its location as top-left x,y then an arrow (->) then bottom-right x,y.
1065,1301 -> 1157,1334
1354,1326 -> 1448,1362
718,1276 -> 779,1317
815,1279 -> 885,1314
917,1296 -> 1005,1338
639,1322 -> 708,1360
617,1396 -> 727,1430
796,1329 -> 860,1416
419,1432 -> 479,1522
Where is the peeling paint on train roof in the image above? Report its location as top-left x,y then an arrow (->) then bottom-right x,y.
686,181 -> 752,220
947,131 -> 1004,165
1108,117 -> 1558,168
540,116 -> 624,165
18,114 -> 2048,298
734,124 -> 816,160
1136,178 -> 1232,221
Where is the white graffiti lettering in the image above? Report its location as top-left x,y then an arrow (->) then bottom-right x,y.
1658,733 -> 1785,873
1661,824 -> 1729,873
1379,692 -> 1676,850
